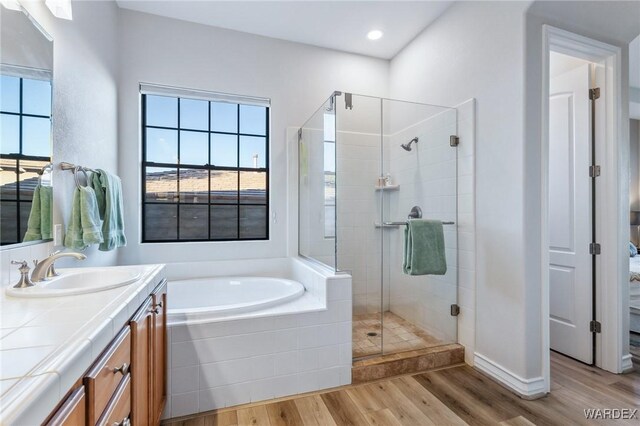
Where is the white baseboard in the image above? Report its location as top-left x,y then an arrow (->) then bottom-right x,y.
474,352 -> 547,399
622,354 -> 634,373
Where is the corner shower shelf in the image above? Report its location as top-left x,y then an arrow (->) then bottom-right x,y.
374,185 -> 400,191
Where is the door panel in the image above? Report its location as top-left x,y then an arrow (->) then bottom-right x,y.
549,63 -> 593,364
152,280 -> 167,424
131,297 -> 153,426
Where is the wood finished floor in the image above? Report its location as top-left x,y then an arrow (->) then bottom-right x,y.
164,352 -> 640,426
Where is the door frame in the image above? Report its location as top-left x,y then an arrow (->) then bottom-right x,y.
541,25 -> 630,392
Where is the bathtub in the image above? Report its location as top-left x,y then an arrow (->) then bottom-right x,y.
163,257 -> 352,418
167,276 -> 305,324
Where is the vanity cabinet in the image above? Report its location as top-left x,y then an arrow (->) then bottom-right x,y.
130,298 -> 153,425
45,387 -> 86,426
44,279 -> 167,426
151,282 -> 167,425
84,327 -> 131,424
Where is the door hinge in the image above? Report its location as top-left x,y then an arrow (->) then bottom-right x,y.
450,135 -> 460,147
298,128 -> 302,141
344,92 -> 353,110
590,320 -> 601,333
589,242 -> 601,255
589,165 -> 601,177
450,304 -> 460,316
589,87 -> 600,100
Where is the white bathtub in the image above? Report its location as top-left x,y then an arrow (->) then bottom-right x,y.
167,276 -> 305,324
163,257 -> 353,418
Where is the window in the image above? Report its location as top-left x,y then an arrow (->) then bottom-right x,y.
141,88 -> 269,242
0,74 -> 52,245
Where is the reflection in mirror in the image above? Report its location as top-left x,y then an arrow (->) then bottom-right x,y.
0,5 -> 53,247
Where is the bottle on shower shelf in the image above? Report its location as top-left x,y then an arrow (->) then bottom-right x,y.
385,173 -> 393,186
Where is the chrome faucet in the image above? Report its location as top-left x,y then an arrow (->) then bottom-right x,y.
31,251 -> 87,282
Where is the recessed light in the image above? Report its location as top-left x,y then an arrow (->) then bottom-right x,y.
367,30 -> 383,41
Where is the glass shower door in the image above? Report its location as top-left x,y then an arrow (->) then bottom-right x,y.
381,99 -> 458,355
334,93 -> 384,359
299,96 -> 337,269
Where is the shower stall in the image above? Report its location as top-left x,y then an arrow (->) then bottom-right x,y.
299,92 -> 459,360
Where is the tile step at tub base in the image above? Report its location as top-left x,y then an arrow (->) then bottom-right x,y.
351,343 -> 465,384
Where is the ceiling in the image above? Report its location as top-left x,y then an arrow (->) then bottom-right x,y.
115,1 -> 454,59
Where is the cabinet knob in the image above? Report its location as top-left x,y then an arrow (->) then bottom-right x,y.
112,362 -> 129,375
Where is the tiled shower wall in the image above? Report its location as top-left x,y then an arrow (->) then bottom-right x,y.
336,131 -> 386,315
387,109 -> 458,343
388,100 -> 476,362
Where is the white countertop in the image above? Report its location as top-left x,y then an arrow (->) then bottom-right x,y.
0,263 -> 165,425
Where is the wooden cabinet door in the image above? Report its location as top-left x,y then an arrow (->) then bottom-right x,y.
84,327 -> 131,425
151,280 -> 167,425
46,386 -> 85,426
130,297 -> 153,426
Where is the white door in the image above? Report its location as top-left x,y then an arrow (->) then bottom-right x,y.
549,63 -> 593,364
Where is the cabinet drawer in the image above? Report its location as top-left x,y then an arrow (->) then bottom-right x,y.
84,326 -> 131,424
45,386 -> 85,426
97,374 -> 131,426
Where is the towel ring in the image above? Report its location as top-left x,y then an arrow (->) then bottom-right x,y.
73,166 -> 90,188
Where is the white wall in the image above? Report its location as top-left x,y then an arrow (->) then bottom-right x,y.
390,0 -> 528,381
390,0 -> 639,393
116,9 -> 389,265
1,7 -> 53,71
1,0 -> 120,277
524,1 -> 639,380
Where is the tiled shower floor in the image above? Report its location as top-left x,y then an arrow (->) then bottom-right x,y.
352,311 -> 443,358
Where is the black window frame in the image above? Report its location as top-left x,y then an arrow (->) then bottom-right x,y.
0,75 -> 52,246
140,92 -> 270,243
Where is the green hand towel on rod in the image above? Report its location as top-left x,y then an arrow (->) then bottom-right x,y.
90,169 -> 127,251
64,186 -> 103,249
403,219 -> 447,276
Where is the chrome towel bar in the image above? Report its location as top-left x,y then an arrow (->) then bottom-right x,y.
375,220 -> 455,228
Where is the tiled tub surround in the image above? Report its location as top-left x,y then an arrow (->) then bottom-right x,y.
163,257 -> 352,419
0,263 -> 165,425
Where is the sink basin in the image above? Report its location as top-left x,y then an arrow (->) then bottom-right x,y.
5,266 -> 142,298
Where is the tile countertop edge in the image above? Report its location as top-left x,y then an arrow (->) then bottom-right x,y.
0,263 -> 166,425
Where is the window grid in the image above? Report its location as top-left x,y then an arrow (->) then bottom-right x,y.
0,77 -> 51,245
141,94 -> 269,243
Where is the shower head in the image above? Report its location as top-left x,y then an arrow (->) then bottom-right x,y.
401,137 -> 419,151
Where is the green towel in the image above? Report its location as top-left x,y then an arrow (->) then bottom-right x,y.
90,169 -> 126,251
23,185 -> 43,241
403,219 -> 447,276
64,186 -> 103,249
40,186 -> 52,239
23,185 -> 53,241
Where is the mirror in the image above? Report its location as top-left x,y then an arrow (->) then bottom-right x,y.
0,5 -> 53,247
